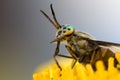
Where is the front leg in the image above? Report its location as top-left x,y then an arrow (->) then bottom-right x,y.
53,41 -> 62,71
53,41 -> 73,71
65,45 -> 78,69
65,45 -> 89,68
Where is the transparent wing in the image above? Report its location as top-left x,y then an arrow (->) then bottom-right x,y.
84,38 -> 120,53
101,46 -> 120,53
74,31 -> 120,53
75,31 -> 95,40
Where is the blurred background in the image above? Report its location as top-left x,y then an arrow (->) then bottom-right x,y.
1,0 -> 120,80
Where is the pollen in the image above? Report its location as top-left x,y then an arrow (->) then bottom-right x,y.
33,53 -> 120,80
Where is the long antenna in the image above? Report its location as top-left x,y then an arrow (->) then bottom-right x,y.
40,4 -> 61,29
50,4 -> 61,29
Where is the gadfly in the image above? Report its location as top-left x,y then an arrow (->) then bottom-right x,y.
40,4 -> 120,71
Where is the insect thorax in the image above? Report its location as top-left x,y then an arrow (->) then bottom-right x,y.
65,32 -> 97,57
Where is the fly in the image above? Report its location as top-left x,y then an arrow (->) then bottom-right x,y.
40,4 -> 120,71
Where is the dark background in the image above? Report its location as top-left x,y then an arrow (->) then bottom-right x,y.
1,0 -> 120,80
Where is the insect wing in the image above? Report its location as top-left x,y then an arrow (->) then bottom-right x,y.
75,31 -> 95,40
86,38 -> 120,53
101,46 -> 120,53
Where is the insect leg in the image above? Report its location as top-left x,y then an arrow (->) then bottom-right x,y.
53,41 -> 62,71
65,45 -> 77,59
65,45 -> 78,68
57,54 -> 73,58
53,42 -> 74,71
71,59 -> 77,69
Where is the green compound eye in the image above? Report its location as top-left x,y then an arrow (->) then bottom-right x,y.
61,25 -> 75,36
67,25 -> 74,30
62,25 -> 74,30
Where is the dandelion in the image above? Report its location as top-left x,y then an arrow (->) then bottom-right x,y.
33,53 -> 120,80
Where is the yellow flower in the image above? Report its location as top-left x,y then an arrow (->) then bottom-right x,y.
33,53 -> 120,80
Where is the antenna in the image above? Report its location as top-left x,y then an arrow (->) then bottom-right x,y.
40,4 -> 61,29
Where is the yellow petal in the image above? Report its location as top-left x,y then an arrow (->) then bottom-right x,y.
33,53 -> 120,80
